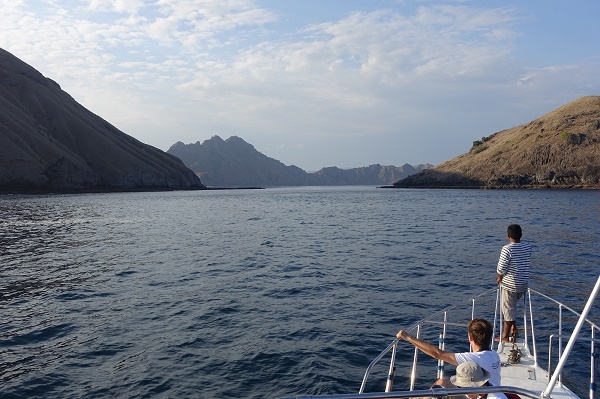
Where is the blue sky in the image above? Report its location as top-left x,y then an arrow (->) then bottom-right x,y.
1,0 -> 599,171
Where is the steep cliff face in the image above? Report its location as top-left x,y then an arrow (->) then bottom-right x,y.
168,136 -> 432,187
395,96 -> 600,188
169,136 -> 309,187
0,48 -> 204,193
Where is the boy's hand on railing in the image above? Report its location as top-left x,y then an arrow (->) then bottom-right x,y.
396,330 -> 412,342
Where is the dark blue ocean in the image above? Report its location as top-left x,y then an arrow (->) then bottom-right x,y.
1,187 -> 598,398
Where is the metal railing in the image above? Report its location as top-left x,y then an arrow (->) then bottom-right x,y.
283,385 -> 541,399
359,287 -> 497,393
358,277 -> 600,399
528,282 -> 600,399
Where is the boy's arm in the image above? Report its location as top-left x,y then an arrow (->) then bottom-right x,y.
397,330 -> 458,365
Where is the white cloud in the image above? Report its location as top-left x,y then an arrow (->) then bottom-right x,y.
174,5 -> 520,121
143,0 -> 275,49
87,0 -> 145,14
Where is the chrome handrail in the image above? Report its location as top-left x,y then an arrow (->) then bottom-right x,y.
528,288 -> 600,331
542,275 -> 600,399
548,334 -> 600,381
359,280 -> 600,397
287,385 -> 541,399
359,287 -> 497,393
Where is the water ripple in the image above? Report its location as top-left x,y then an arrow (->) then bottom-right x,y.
0,188 -> 598,398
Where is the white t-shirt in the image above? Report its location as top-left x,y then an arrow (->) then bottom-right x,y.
455,350 -> 507,399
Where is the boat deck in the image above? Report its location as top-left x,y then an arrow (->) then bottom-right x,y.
279,280 -> 599,399
497,339 -> 579,399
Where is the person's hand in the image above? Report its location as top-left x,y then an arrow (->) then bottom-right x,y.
396,330 -> 411,341
496,274 -> 503,284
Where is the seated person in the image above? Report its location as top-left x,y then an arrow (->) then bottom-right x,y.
432,361 -> 507,399
397,318 -> 502,387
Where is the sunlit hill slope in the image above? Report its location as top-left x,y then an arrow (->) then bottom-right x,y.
394,96 -> 600,188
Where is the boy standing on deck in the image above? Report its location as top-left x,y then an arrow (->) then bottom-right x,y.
496,224 -> 531,343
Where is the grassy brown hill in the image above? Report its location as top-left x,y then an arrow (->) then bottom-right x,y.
0,48 -> 204,193
394,96 -> 600,188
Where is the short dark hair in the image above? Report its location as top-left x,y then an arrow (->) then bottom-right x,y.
507,224 -> 522,240
468,318 -> 493,350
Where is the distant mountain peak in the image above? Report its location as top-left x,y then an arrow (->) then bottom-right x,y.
168,136 -> 431,187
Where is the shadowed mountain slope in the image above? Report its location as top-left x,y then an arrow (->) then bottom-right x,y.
395,96 -> 600,188
168,136 -> 432,187
169,136 -> 309,187
0,48 -> 204,193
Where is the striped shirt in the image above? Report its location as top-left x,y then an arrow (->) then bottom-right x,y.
497,241 -> 531,292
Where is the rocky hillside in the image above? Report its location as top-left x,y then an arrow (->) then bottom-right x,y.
394,96 -> 600,188
310,163 -> 430,186
0,48 -> 204,193
168,136 -> 432,187
169,136 -> 309,186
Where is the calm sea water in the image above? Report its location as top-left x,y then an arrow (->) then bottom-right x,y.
1,187 -> 598,399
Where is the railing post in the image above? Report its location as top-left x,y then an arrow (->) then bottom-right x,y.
410,325 -> 420,391
543,275 -> 600,398
385,341 -> 397,392
470,298 -> 476,352
558,304 -> 563,386
437,332 -> 443,380
359,338 -> 399,393
522,291 -> 528,351
547,335 -> 554,382
493,287 -> 499,352
591,327 -> 596,399
527,290 -> 538,368
499,287 -> 504,349
440,311 -> 448,379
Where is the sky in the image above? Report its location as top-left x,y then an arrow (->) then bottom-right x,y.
1,1 -> 599,171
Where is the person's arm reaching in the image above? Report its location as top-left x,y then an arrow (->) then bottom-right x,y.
396,330 -> 458,366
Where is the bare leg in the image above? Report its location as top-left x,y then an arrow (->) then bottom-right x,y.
510,321 -> 517,340
431,378 -> 468,399
504,320 -> 516,342
431,378 -> 448,388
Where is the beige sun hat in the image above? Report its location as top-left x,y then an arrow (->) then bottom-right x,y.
449,362 -> 491,387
